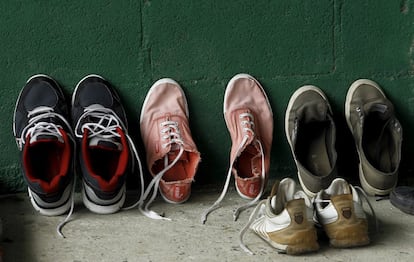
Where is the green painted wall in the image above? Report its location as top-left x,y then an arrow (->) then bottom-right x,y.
1,0 -> 413,193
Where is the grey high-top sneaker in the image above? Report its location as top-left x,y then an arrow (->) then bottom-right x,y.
285,85 -> 338,197
345,79 -> 402,196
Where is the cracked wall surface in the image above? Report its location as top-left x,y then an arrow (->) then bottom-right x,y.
0,0 -> 413,193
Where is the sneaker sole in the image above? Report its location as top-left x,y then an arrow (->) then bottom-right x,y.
359,164 -> 396,196
140,78 -> 189,124
390,188 -> 414,215
257,227 -> 319,255
82,182 -> 126,214
345,79 -> 390,196
28,184 -> 72,216
159,189 -> 190,204
284,85 -> 331,197
326,221 -> 370,248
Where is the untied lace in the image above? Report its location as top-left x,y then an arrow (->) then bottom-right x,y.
201,112 -> 266,224
354,186 -> 379,234
58,105 -> 146,237
238,199 -> 267,255
124,120 -> 184,221
16,106 -> 77,238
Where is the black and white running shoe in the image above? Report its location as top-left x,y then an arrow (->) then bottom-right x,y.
13,74 -> 75,216
72,74 -> 132,214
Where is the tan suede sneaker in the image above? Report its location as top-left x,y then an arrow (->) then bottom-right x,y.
313,178 -> 372,248
201,73 -> 273,223
140,78 -> 201,205
240,178 -> 319,255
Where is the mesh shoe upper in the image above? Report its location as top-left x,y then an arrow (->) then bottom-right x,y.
285,85 -> 337,197
13,75 -> 74,214
140,78 -> 200,204
345,79 -> 402,196
72,75 -> 130,203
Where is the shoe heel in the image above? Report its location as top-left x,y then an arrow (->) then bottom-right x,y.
326,219 -> 370,248
267,225 -> 319,255
284,228 -> 320,255
82,182 -> 126,214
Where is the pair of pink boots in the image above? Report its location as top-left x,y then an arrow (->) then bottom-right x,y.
143,74 -> 273,221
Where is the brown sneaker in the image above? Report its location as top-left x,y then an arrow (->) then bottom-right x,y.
140,78 -> 201,205
201,73 -> 273,223
314,178 -> 373,248
240,178 -> 319,255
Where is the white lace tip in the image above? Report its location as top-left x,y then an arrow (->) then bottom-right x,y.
57,226 -> 66,238
140,208 -> 171,221
240,244 -> 254,255
233,211 -> 240,221
201,215 -> 207,225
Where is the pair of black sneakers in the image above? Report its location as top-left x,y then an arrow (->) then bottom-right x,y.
13,74 -> 137,220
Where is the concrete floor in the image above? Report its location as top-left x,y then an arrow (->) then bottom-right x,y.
0,185 -> 413,262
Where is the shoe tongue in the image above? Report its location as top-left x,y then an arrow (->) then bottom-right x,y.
30,133 -> 63,144
89,136 -> 123,151
298,101 -> 328,123
365,102 -> 392,120
166,145 -> 187,162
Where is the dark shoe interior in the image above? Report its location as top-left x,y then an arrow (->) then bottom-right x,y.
90,147 -> 121,182
235,144 -> 260,179
29,142 -> 64,182
296,121 -> 333,177
363,112 -> 396,173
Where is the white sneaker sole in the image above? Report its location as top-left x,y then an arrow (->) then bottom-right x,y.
28,184 -> 72,216
82,182 -> 126,214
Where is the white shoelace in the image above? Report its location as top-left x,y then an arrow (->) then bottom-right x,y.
201,113 -> 266,224
125,120 -> 184,220
74,105 -> 124,141
57,177 -> 76,238
17,107 -> 70,150
238,199 -> 267,255
354,186 -> 379,234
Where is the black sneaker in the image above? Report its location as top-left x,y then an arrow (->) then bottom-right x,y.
72,74 -> 131,214
13,74 -> 75,216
